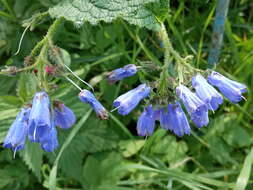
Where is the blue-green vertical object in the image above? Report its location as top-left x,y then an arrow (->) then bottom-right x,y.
208,0 -> 230,68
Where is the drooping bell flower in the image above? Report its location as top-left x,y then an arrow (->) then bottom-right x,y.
192,74 -> 223,111
208,71 -> 247,103
54,101 -> 76,129
28,92 -> 51,142
79,90 -> 108,119
3,107 -> 31,152
107,64 -> 137,83
40,119 -> 58,152
137,105 -> 155,136
166,103 -> 191,137
113,83 -> 150,115
176,85 -> 209,128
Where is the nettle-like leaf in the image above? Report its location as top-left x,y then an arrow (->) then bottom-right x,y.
49,0 -> 161,31
20,141 -> 43,181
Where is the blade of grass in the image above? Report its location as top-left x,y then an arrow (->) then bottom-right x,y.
234,148 -> 253,190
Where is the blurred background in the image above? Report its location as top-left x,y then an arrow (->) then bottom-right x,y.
0,0 -> 252,189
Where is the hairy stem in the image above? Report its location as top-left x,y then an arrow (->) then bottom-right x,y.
30,18 -> 64,59
157,23 -> 173,96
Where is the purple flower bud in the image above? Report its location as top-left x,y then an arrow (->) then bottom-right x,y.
176,85 -> 209,128
192,74 -> 223,111
107,64 -> 137,83
40,119 -> 58,152
3,107 -> 31,151
137,105 -> 155,136
28,92 -> 51,142
54,101 -> 76,129
161,103 -> 191,137
208,71 -> 247,103
79,90 -> 108,120
113,84 -> 151,115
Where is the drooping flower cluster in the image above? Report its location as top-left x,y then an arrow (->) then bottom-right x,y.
110,65 -> 247,137
3,92 -> 76,153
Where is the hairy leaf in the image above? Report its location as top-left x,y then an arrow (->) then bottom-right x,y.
49,0 -> 161,30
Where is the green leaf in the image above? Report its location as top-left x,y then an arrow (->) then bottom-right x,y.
148,131 -> 188,164
17,73 -> 38,103
119,140 -> 145,158
57,134 -> 86,182
49,0 -> 161,31
0,170 -> 12,188
209,137 -> 234,165
223,125 -> 252,148
80,117 -> 118,153
83,152 -> 125,190
20,141 -> 43,181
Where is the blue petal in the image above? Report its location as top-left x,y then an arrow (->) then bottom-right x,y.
190,109 -> 209,128
40,120 -> 58,152
192,74 -> 223,111
28,92 -> 51,142
167,103 -> 191,137
160,108 -> 171,130
3,107 -> 31,151
54,102 -> 76,129
176,85 -> 209,128
208,71 -> 247,103
79,90 -> 108,119
113,84 -> 150,115
28,92 -> 51,143
137,105 -> 155,136
107,64 -> 137,83
176,85 -> 208,114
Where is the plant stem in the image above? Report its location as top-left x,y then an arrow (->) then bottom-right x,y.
157,23 -> 173,96
30,18 -> 64,59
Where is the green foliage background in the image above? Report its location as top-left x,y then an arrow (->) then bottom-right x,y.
0,0 -> 253,190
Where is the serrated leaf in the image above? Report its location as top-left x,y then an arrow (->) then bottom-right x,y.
57,133 -> 86,182
80,117 -> 118,153
82,152 -> 124,190
20,141 -> 43,181
49,0 -> 161,31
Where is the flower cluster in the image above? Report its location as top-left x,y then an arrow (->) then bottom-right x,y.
109,64 -> 247,137
3,92 -> 76,153
3,61 -> 247,154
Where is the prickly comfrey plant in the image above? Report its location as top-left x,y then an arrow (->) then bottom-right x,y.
0,15 -> 108,155
0,14 -> 247,156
